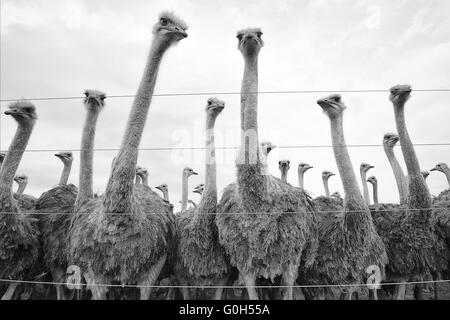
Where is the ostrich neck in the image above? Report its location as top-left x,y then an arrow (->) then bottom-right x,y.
75,108 -> 100,210
384,145 -> 408,204
298,170 -> 304,189
330,116 -> 365,204
135,175 -> 141,184
322,176 -> 330,197
162,190 -> 169,202
141,175 -> 148,186
103,37 -> 169,214
181,174 -> 189,212
370,182 -> 378,205
360,170 -> 370,205
0,123 -> 34,198
16,182 -> 26,195
280,168 -> 288,183
197,113 -> 218,213
393,103 -> 431,209
441,168 -> 450,187
59,161 -> 72,185
241,56 -> 259,133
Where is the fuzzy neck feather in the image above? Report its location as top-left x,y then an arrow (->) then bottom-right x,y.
384,144 -> 408,204
59,161 -> 72,186
360,169 -> 370,205
162,189 -> 169,202
280,168 -> 288,183
102,36 -> 170,214
16,181 -> 26,195
181,172 -> 189,212
393,102 -> 431,212
197,111 -> 219,213
75,103 -> 101,211
370,181 -> 378,205
322,175 -> 331,197
298,170 -> 305,189
0,121 -> 34,207
441,167 -> 450,187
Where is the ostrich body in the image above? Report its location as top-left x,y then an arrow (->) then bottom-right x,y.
68,12 -> 186,299
360,163 -> 374,205
36,151 -> 77,300
0,101 -> 40,300
302,94 -> 387,300
383,133 -> 408,204
297,162 -> 313,190
176,98 -> 230,300
13,174 -> 37,212
216,28 -> 317,300
367,176 -> 378,205
278,160 -> 290,183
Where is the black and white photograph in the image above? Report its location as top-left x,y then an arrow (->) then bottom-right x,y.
1,0 -> 450,309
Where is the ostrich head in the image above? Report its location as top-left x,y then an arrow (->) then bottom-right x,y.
54,151 -> 73,165
298,162 -> 313,173
367,175 -> 377,185
4,100 -> 37,126
279,160 -> 290,171
155,183 -> 168,193
322,170 -> 335,180
421,171 -> 429,180
360,162 -> 374,173
237,28 -> 263,57
193,183 -> 205,195
383,132 -> 399,149
136,167 -> 148,180
317,94 -> 346,119
206,97 -> 225,112
14,174 -> 28,187
389,85 -> 412,106
261,141 -> 276,156
152,11 -> 188,43
183,167 -> 198,178
83,89 -> 106,111
331,191 -> 342,199
430,162 -> 449,173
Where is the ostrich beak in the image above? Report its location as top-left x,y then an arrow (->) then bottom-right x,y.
192,171 -> 198,175
369,165 -> 374,169
430,167 -> 437,172
4,109 -> 20,116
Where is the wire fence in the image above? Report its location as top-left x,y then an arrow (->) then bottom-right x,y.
1,88 -> 450,103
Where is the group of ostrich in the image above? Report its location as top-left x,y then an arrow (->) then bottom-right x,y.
0,11 -> 449,301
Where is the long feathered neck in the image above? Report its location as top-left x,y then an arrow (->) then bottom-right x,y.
441,167 -> 450,187
197,112 -> 219,213
0,121 -> 35,203
322,176 -> 331,197
384,144 -> 408,204
103,36 -> 169,214
162,189 -> 169,202
329,116 -> 366,208
360,169 -> 370,205
59,161 -> 72,186
141,175 -> 148,186
393,102 -> 431,211
370,181 -> 378,205
280,168 -> 288,183
298,170 -> 304,189
181,172 -> 189,212
16,181 -> 26,195
75,104 -> 101,211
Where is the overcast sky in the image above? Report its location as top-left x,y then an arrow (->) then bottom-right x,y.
1,0 -> 450,211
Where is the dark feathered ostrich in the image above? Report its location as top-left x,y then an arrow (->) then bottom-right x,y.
215,28 -> 317,300
0,101 -> 40,300
36,151 -> 77,300
383,85 -> 447,299
13,174 -> 37,212
301,94 -> 387,300
68,12 -> 186,299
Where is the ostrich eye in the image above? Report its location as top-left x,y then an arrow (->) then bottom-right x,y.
256,31 -> 263,38
160,18 -> 168,26
237,34 -> 243,41
100,96 -> 106,101
84,92 -> 89,97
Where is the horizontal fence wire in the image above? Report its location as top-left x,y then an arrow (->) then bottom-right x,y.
1,88 -> 450,103
1,207 -> 448,215
0,278 -> 449,289
1,142 -> 450,154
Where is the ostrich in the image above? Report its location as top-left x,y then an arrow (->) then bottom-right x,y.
68,12 -> 186,300
278,160 -> 290,183
176,97 -> 230,300
367,176 -> 378,205
431,163 -> 450,189
0,101 -> 40,300
155,184 -> 170,202
384,85 -> 447,300
135,166 -> 142,185
36,151 -> 77,300
13,174 -> 37,212
136,167 -> 149,186
360,163 -> 374,205
193,183 -> 205,195
302,94 -> 387,300
261,141 -> 276,157
383,133 -> 408,204
422,171 -> 430,181
322,170 -> 335,197
297,163 -> 313,190
216,28 -> 317,300
180,167 -> 198,213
